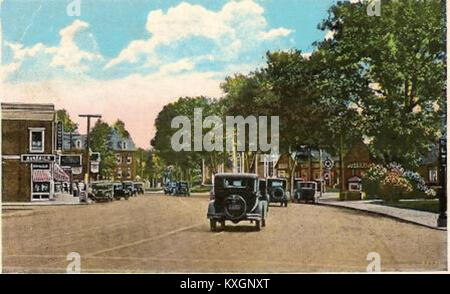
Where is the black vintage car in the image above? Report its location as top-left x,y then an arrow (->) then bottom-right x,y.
267,178 -> 289,207
164,181 -> 177,195
207,173 -> 268,232
293,180 -> 317,203
123,181 -> 137,196
89,182 -> 114,202
113,182 -> 131,200
134,182 -> 145,195
174,181 -> 190,196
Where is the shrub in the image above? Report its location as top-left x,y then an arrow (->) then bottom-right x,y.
361,164 -> 387,198
380,171 -> 413,202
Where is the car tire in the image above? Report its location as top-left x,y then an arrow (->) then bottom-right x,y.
255,220 -> 261,231
210,220 -> 217,232
220,220 -> 226,230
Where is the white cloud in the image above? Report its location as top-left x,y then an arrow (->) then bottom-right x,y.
159,58 -> 195,75
2,20 -> 102,81
106,0 -> 293,69
260,28 -> 293,40
324,30 -> 335,41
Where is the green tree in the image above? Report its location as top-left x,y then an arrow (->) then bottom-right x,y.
317,0 -> 445,169
90,120 -> 116,179
113,119 -> 130,138
56,109 -> 78,133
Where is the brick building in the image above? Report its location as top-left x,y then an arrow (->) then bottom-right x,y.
109,129 -> 137,181
1,103 -> 70,202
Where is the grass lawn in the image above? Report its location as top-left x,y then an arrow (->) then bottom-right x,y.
379,199 -> 440,213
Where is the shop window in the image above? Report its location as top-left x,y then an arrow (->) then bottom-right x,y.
29,128 -> 45,153
126,169 -> 132,179
127,156 -> 132,165
116,153 -> 122,164
75,140 -> 82,149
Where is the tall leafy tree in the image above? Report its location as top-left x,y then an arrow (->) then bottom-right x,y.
90,120 -> 116,179
56,109 -> 78,133
317,0 -> 445,169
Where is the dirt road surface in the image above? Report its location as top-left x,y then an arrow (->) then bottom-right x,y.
2,193 -> 447,272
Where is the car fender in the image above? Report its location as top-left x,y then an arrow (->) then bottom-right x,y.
207,201 -> 216,216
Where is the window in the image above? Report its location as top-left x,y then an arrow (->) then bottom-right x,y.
75,140 -> 82,149
116,153 -> 122,164
117,168 -> 122,178
122,141 -> 128,150
429,168 -> 438,183
29,128 -> 45,153
126,169 -> 132,179
127,156 -> 132,165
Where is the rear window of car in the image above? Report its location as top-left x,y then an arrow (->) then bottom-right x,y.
269,180 -> 285,188
224,178 -> 247,188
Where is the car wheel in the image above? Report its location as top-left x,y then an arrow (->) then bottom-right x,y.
255,220 -> 261,231
210,220 -> 217,232
220,220 -> 226,230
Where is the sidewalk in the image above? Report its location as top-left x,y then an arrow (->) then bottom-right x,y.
317,192 -> 445,231
2,193 -> 89,207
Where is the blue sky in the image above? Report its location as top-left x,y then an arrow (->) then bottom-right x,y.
1,0 -> 337,147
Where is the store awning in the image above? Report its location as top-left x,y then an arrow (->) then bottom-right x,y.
33,169 -> 52,182
54,163 -> 70,182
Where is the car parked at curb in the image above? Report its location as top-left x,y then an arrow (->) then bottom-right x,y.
113,182 -> 131,200
207,173 -> 268,232
164,181 -> 177,195
123,181 -> 137,197
267,178 -> 289,207
134,182 -> 145,195
293,180 -> 317,203
89,182 -> 114,202
174,181 -> 190,196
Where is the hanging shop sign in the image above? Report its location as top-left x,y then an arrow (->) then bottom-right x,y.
21,154 -> 56,163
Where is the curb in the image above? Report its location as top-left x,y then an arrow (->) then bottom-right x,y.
315,201 -> 446,231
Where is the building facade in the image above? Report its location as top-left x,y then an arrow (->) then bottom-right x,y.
1,103 -> 69,202
109,129 -> 137,181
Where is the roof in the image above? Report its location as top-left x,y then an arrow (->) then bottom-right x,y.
109,129 -> 137,151
214,173 -> 258,179
1,102 -> 55,121
62,133 -> 86,150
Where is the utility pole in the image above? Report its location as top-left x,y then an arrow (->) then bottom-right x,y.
79,114 -> 102,186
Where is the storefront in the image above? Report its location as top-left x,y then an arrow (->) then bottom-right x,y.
1,103 -> 57,202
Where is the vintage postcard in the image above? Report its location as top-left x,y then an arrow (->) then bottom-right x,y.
0,0 -> 448,279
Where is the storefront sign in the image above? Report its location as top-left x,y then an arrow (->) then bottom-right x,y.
60,154 -> 82,167
56,121 -> 63,151
347,162 -> 370,169
21,154 -> 56,163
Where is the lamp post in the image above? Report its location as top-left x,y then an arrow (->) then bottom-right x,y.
437,136 -> 447,227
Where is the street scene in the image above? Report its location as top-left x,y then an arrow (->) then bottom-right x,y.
1,0 -> 448,274
3,193 -> 446,273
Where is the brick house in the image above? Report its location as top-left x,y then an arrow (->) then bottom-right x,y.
2,103 -> 58,202
109,129 -> 137,181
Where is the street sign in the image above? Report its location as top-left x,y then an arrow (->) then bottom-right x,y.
91,162 -> 99,173
90,152 -> 101,162
60,154 -> 82,167
56,121 -> 63,151
324,173 -> 330,180
21,154 -> 56,163
324,159 -> 333,169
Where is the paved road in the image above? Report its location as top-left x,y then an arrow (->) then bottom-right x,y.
2,193 -> 447,272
